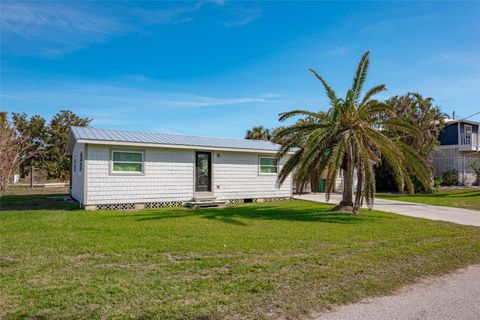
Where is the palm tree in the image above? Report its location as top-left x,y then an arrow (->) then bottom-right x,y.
274,51 -> 432,212
245,126 -> 271,140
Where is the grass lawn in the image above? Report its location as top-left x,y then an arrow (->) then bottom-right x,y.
1,188 -> 480,319
377,188 -> 480,211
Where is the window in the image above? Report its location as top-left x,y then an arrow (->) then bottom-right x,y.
465,124 -> 473,134
112,151 -> 143,173
465,125 -> 473,145
259,157 -> 278,174
79,152 -> 83,172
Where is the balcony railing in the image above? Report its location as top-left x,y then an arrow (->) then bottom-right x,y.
460,133 -> 479,150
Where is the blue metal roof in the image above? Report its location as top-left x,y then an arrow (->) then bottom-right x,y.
70,126 -> 283,152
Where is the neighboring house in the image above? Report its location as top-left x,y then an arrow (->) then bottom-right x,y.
292,173 -> 343,194
432,119 -> 480,185
66,127 -> 292,210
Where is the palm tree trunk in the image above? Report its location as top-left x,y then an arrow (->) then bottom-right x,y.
331,162 -> 354,212
341,167 -> 354,206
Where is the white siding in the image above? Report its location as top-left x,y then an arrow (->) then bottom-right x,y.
71,142 -> 85,204
212,151 -> 291,200
81,145 -> 293,205
85,145 -> 195,205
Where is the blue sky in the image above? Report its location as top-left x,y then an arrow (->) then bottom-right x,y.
1,1 -> 479,138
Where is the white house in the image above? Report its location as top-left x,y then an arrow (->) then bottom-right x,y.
66,127 -> 293,210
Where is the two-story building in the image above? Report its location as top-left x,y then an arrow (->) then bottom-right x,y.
432,119 -> 480,185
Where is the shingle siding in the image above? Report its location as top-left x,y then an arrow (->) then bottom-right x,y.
85,145 -> 195,205
71,143 -> 85,204
212,151 -> 292,199
82,145 -> 292,205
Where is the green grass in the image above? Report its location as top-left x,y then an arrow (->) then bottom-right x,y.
1,189 -> 480,319
377,188 -> 480,211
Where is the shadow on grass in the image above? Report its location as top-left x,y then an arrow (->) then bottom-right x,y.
1,192 -> 389,226
0,193 -> 80,211
113,202 -> 389,225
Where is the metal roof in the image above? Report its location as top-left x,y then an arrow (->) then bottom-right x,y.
69,126 -> 283,153
445,119 -> 480,126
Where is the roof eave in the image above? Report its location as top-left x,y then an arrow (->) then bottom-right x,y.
76,139 -> 293,155
66,130 -> 76,155
445,119 -> 480,126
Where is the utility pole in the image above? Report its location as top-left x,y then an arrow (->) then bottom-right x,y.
30,166 -> 34,188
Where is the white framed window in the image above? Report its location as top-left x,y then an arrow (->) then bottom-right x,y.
465,124 -> 473,134
111,150 -> 144,173
259,157 -> 278,174
79,152 -> 83,172
464,124 -> 473,145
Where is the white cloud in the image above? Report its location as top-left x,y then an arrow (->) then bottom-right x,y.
324,46 -> 349,56
221,6 -> 261,27
127,2 -> 203,25
0,2 -> 126,56
2,82 -> 283,110
431,52 -> 480,67
0,1 -> 260,57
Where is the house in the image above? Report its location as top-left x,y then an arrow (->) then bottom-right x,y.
66,127 -> 292,210
432,119 -> 480,185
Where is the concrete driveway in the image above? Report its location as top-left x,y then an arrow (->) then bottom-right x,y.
294,193 -> 480,227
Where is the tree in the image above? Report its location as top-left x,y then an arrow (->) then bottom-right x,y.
0,112 -> 36,191
11,113 -> 48,177
272,116 -> 326,193
45,110 -> 91,180
375,93 -> 446,192
274,51 -> 432,213
384,93 -> 445,157
245,126 -> 271,140
471,160 -> 480,186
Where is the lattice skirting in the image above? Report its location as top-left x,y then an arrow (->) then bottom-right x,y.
227,199 -> 245,204
227,197 -> 290,204
96,203 -> 136,211
93,197 -> 290,211
262,197 -> 291,202
145,201 -> 184,209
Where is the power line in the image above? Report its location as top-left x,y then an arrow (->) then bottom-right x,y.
459,111 -> 480,121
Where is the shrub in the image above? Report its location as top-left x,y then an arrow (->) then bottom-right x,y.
442,170 -> 458,186
433,176 -> 442,190
470,160 -> 480,186
412,175 -> 441,193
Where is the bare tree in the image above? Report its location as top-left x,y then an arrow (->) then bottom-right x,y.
0,112 -> 36,192
471,160 -> 480,186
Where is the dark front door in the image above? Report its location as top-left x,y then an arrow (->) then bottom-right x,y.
195,152 -> 211,192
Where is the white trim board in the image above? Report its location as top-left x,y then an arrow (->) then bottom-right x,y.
76,139 -> 293,155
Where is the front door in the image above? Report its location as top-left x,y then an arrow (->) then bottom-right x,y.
195,151 -> 211,192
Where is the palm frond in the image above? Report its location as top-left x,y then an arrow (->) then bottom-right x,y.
308,68 -> 339,106
278,110 -> 324,122
361,84 -> 387,106
351,51 -> 370,104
